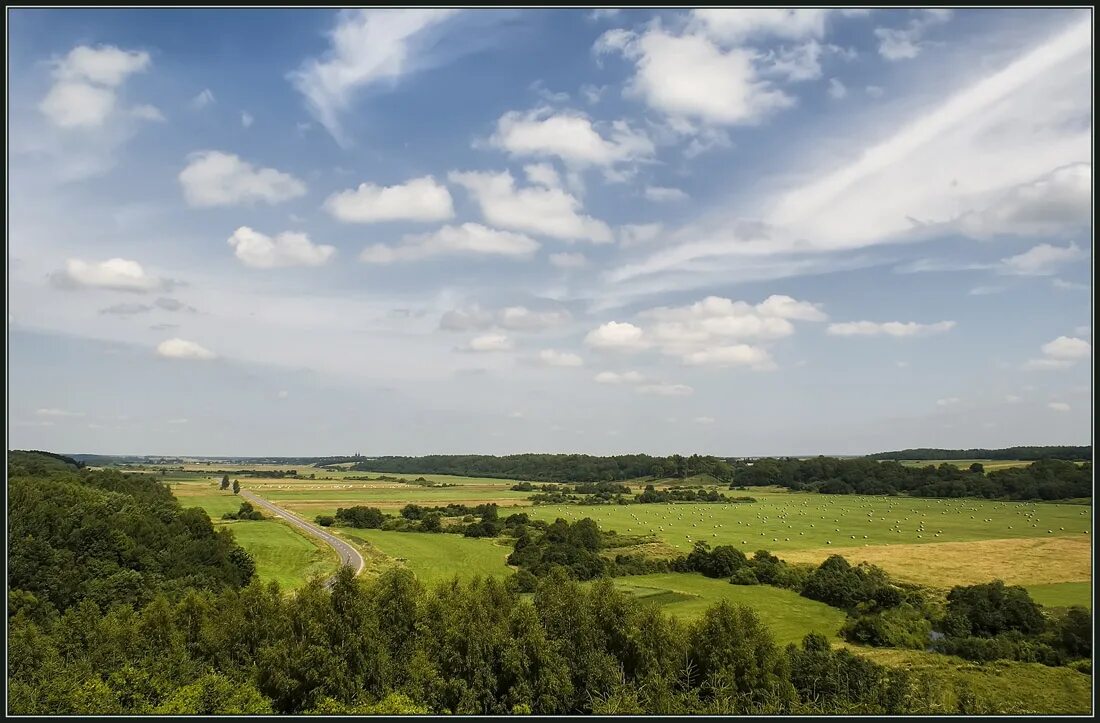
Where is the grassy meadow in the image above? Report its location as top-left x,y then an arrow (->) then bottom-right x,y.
222,519 -> 340,590
339,529 -> 514,586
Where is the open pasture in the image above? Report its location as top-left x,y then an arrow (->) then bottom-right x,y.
611,573 -> 847,644
221,519 -> 340,590
1023,581 -> 1092,609
338,529 -> 513,586
524,492 -> 1091,555
892,459 -> 1033,471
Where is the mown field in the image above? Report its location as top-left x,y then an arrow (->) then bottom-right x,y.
611,573 -> 847,643
224,519 -> 339,590
338,529 -> 514,586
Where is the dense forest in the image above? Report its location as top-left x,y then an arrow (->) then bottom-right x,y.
349,453 -> 736,483
866,446 -> 1091,461
730,457 -> 1091,500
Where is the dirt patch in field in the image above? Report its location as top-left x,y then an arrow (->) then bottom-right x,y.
781,536 -> 1091,589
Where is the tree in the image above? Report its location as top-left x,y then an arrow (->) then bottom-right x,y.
232,479 -> 240,495
968,463 -> 985,475
220,474 -> 230,490
315,515 -> 335,527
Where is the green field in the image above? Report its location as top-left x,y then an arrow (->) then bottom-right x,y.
340,529 -> 514,586
524,492 -> 1091,554
893,459 -> 1033,471
612,573 -> 847,644
1024,581 -> 1092,609
221,519 -> 339,590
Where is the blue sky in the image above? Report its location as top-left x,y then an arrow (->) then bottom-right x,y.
7,8 -> 1092,456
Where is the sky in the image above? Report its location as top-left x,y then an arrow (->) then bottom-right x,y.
7,8 -> 1093,457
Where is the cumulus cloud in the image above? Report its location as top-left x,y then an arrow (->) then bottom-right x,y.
549,252 -> 588,269
190,88 -> 215,109
288,9 -> 459,145
584,321 -> 649,351
361,223 -> 539,264
489,106 -> 654,168
594,370 -> 645,384
681,345 -> 775,369
179,151 -> 306,207
537,349 -> 583,367
39,45 -> 151,128
999,242 -> 1086,276
51,258 -> 170,293
874,9 -> 952,61
228,226 -> 336,268
156,338 -> 217,360
1023,335 -> 1090,370
689,8 -> 847,43
439,305 -> 494,331
637,383 -> 694,396
827,320 -> 956,337
36,408 -> 85,417
497,306 -> 571,331
644,186 -> 689,202
324,176 -> 454,223
462,333 -> 513,352
827,78 -> 847,99
524,162 -> 562,189
595,23 -> 794,127
449,169 -> 612,243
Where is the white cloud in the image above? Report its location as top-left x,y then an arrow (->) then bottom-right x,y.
464,333 -> 513,352
1048,402 -> 1071,412
690,9 -> 844,42
999,242 -> 1085,276
361,223 -> 539,264
935,397 -> 960,407
968,286 -> 1004,296
827,320 -> 956,337
865,85 -> 884,98
288,9 -> 458,145
1005,394 -> 1022,403
585,321 -> 649,351
524,162 -> 562,189
581,84 -> 607,104
644,186 -> 689,202
599,25 -> 794,126
324,176 -> 454,223
537,349 -> 583,367
130,104 -> 164,122
498,306 -> 571,331
36,408 -> 85,418
827,78 -> 847,99
166,418 -> 190,424
1041,336 -> 1091,360
682,345 -> 775,369
755,294 -> 828,321
874,10 -> 952,62
594,370 -> 645,385
637,383 -> 694,396
51,258 -> 168,293
1053,278 -> 1089,291
39,45 -> 151,128
489,106 -> 654,168
549,252 -> 588,269
764,40 -> 825,82
277,390 -> 290,399
439,305 -> 493,331
179,151 -> 307,207
190,88 -> 215,109
241,111 -> 254,128
694,416 -> 716,424
449,169 -> 612,243
228,226 -> 336,269
156,338 -> 217,360
1023,335 -> 1090,370
618,223 -> 664,247
958,165 -> 1091,239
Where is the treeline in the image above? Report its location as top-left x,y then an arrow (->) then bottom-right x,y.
731,457 -> 1090,500
8,452 -> 255,618
350,453 -> 735,484
866,446 -> 1091,461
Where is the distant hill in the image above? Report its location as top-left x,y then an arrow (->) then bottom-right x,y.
866,446 -> 1091,461
9,450 -> 85,473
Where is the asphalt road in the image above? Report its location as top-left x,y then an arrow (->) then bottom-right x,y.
240,489 -> 365,585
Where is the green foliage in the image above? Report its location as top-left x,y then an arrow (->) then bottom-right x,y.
942,580 -> 1045,637
231,479 -> 240,494
867,446 -> 1090,462
841,603 -> 932,649
801,556 -> 901,611
732,456 -> 1091,501
222,501 -> 264,521
315,515 -> 335,527
334,506 -> 386,529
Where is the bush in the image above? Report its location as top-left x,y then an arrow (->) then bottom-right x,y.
841,604 -> 931,649
315,515 -> 334,527
334,506 -> 386,529
729,567 -> 759,585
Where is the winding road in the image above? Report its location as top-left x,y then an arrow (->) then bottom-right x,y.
240,489 -> 365,585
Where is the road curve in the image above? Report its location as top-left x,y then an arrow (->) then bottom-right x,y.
240,489 -> 365,585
